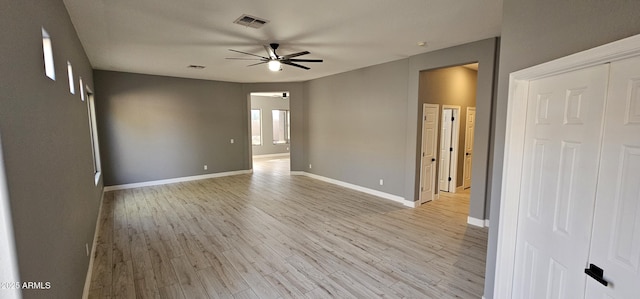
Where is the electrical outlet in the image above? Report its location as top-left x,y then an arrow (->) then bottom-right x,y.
204,165 -> 208,170
309,164 -> 312,169
230,139 -> 234,144
379,179 -> 384,186
85,243 -> 89,257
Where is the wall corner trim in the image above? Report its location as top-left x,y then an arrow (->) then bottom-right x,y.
290,171 -> 415,207
103,170 -> 252,191
467,216 -> 489,228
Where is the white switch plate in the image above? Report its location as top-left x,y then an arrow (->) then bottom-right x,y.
379,179 -> 384,186
204,165 -> 208,170
309,164 -> 312,169
230,139 -> 234,144
85,243 -> 89,256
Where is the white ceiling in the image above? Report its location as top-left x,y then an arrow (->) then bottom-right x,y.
63,0 -> 502,83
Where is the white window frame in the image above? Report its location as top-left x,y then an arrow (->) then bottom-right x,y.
272,109 -> 290,145
85,87 -> 101,185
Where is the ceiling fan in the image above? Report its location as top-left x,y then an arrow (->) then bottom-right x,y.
226,43 -> 323,71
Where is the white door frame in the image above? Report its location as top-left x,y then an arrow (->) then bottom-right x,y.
439,105 -> 460,193
419,103 -> 439,204
494,34 -> 640,298
0,134 -> 21,299
463,107 -> 475,189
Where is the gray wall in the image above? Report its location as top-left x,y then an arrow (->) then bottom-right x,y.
484,1 -> 640,298
94,71 -> 248,186
0,1 -> 103,298
419,66 -> 478,190
304,59 -> 410,198
243,83 -> 306,172
250,95 -> 291,156
302,38 -> 497,216
406,38 -> 498,221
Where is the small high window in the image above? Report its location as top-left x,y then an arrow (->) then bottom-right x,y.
251,109 -> 262,145
79,77 -> 85,101
67,62 -> 75,94
42,28 -> 55,80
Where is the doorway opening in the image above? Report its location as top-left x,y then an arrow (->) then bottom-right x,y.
418,63 -> 478,204
249,92 -> 291,172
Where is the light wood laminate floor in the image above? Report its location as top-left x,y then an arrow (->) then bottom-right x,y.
88,157 -> 488,298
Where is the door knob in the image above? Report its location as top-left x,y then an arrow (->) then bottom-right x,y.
585,264 -> 608,286
466,153 -> 470,156
431,158 -> 436,162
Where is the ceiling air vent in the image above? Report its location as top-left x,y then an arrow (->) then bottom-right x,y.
233,14 -> 269,29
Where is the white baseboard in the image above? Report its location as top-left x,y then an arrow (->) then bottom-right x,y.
467,216 -> 490,228
104,170 -> 252,191
252,153 -> 290,158
82,191 -> 105,299
291,171 -> 415,207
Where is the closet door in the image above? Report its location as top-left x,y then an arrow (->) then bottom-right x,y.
585,56 -> 640,298
511,64 -> 609,299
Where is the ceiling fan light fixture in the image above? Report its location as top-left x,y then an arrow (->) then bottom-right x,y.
268,60 -> 281,72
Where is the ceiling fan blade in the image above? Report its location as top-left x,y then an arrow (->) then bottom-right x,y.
264,44 -> 277,59
226,57 -> 265,61
246,61 -> 268,67
228,49 -> 268,59
288,59 -> 323,63
282,51 -> 310,59
282,61 -> 310,70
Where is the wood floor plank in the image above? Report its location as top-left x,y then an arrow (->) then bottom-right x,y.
222,247 -> 282,299
195,266 -> 236,299
89,157 -> 488,299
133,275 -> 160,299
200,246 -> 249,294
170,256 -> 209,299
157,284 -> 185,299
89,244 -> 112,296
147,241 -> 179,287
232,288 -> 263,299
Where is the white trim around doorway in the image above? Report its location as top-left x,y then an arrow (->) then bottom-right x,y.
493,33 -> 640,298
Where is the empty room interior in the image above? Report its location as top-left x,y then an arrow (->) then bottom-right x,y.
1,1 -> 639,298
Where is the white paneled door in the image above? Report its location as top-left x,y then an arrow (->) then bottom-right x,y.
585,56 -> 640,299
420,104 -> 438,203
512,64 -> 610,299
439,109 -> 453,192
463,107 -> 475,189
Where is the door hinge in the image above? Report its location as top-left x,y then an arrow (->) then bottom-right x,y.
450,147 -> 453,152
421,187 -> 424,191
451,116 -> 455,121
424,116 -> 427,121
448,177 -> 452,181
422,152 -> 425,157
